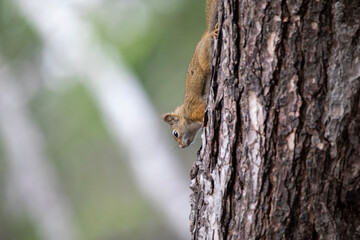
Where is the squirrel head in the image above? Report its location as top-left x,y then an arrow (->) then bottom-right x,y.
162,112 -> 202,148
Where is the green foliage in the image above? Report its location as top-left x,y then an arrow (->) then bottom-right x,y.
88,0 -> 206,111
0,0 -> 41,64
0,212 -> 40,240
30,83 -> 174,240
0,0 -> 206,238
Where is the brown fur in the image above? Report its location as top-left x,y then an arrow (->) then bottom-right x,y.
162,0 -> 218,148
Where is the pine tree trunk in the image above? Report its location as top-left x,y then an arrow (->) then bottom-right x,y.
190,0 -> 360,239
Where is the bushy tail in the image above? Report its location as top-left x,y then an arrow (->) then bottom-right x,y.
206,0 -> 218,32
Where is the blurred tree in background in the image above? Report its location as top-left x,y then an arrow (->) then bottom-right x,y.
0,0 -> 208,239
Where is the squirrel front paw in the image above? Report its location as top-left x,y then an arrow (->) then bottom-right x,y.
212,23 -> 218,39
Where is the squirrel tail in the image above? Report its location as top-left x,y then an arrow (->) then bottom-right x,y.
206,0 -> 218,32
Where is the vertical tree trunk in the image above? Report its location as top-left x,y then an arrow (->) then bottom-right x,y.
190,0 -> 360,239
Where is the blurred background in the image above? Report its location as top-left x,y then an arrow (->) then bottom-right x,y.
0,0 -> 207,239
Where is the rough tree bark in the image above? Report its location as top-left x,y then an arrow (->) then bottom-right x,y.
190,0 -> 360,239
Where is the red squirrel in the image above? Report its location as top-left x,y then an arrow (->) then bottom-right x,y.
162,0 -> 218,148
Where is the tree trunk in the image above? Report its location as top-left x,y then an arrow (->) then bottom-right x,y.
190,0 -> 360,239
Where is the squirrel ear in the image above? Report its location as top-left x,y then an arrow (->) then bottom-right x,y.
162,113 -> 179,125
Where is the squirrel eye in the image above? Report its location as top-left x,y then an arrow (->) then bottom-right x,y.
173,131 -> 179,138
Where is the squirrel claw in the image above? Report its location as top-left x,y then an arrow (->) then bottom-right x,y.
212,23 -> 219,38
